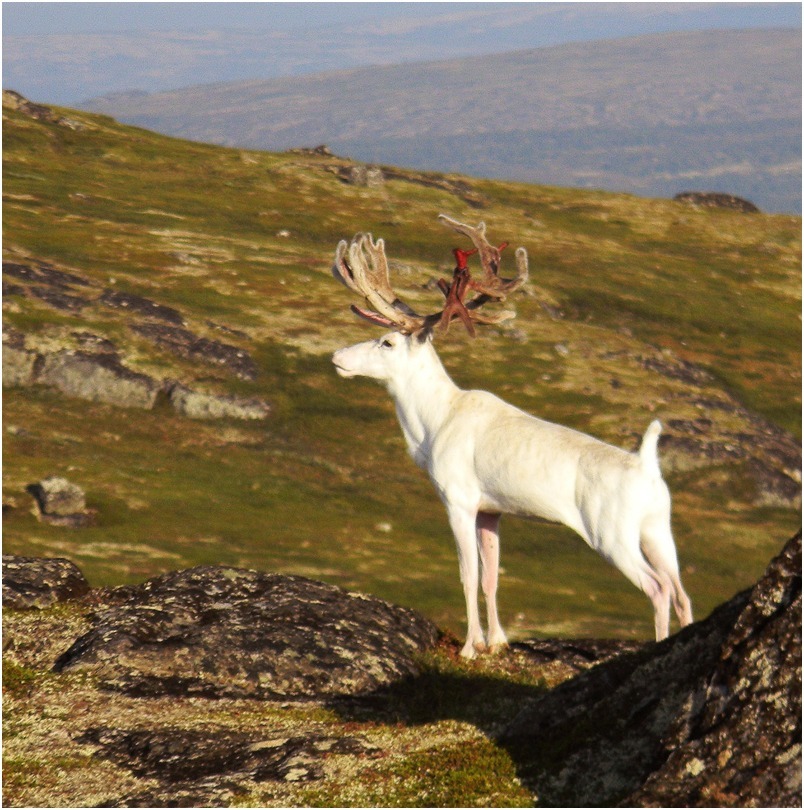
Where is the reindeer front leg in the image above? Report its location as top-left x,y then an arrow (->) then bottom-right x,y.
477,511 -> 508,651
447,505 -> 486,658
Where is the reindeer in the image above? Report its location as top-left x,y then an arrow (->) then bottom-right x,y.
331,215 -> 693,657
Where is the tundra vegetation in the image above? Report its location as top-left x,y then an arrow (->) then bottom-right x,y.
2,92 -> 801,806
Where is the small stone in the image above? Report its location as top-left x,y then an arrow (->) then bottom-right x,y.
27,476 -> 86,516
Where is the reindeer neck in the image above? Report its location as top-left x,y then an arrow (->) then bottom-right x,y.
386,343 -> 460,468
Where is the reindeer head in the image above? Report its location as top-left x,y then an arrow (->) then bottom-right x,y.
331,214 -> 528,383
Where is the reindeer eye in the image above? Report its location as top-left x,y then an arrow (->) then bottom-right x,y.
380,338 -> 393,349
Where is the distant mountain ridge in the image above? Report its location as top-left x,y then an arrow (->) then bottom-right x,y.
81,28 -> 802,213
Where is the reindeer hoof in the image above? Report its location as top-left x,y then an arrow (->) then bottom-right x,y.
460,639 -> 487,659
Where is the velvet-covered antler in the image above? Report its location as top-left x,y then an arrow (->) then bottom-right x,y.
333,217 -> 526,335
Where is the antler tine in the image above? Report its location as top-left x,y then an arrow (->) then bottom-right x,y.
333,233 -> 433,333
438,213 -> 528,298
332,239 -> 363,295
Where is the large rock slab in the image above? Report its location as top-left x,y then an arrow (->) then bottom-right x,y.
53,565 -> 441,699
3,555 -> 91,609
501,532 -> 802,807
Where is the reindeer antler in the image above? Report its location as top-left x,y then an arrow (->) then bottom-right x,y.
333,234 -> 443,333
333,218 -> 526,335
438,214 -> 529,299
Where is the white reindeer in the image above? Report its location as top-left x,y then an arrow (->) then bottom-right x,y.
332,215 -> 693,657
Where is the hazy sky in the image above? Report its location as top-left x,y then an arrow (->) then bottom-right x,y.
4,1 -> 801,37
2,2 -> 461,35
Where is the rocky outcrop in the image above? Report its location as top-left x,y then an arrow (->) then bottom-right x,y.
53,565 -> 441,699
131,323 -> 258,380
323,161 -> 486,207
674,191 -> 760,213
289,144 -> 334,157
3,259 -> 93,312
167,382 -> 270,420
3,326 -> 269,420
2,260 -> 91,290
77,726 -> 375,806
501,532 -> 802,807
2,555 -> 91,609
100,289 -> 185,325
3,89 -> 83,129
37,350 -> 164,409
338,164 -> 385,187
639,352 -> 802,509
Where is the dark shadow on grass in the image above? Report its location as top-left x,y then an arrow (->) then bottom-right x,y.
326,637 -> 645,804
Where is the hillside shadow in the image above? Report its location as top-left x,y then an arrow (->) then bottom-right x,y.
327,637 -> 646,800
332,662 -> 541,733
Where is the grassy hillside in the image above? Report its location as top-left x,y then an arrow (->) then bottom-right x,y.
2,93 -> 800,642
81,29 -> 803,213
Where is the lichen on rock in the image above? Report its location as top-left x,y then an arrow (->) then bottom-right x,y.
501,532 -> 802,807
3,554 -> 91,609
53,565 -> 441,699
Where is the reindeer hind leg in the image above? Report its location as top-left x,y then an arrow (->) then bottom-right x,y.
641,521 -> 693,630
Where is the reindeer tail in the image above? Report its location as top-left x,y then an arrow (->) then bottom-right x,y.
639,419 -> 663,474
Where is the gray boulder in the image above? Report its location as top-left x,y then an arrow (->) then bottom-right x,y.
3,343 -> 41,386
3,555 -> 91,609
167,382 -> 270,420
27,475 -> 86,516
501,532 -> 802,807
339,164 -> 384,187
37,350 -> 163,409
53,565 -> 441,699
26,475 -> 95,527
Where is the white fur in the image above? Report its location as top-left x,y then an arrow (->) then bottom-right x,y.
333,331 -> 693,657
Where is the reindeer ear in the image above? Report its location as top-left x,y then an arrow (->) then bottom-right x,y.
413,326 -> 433,345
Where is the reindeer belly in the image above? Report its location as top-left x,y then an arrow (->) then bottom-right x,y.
477,456 -> 578,524
472,419 -> 584,527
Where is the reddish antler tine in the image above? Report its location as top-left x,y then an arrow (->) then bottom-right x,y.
438,215 -> 528,299
437,266 -> 476,336
453,247 -> 478,270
